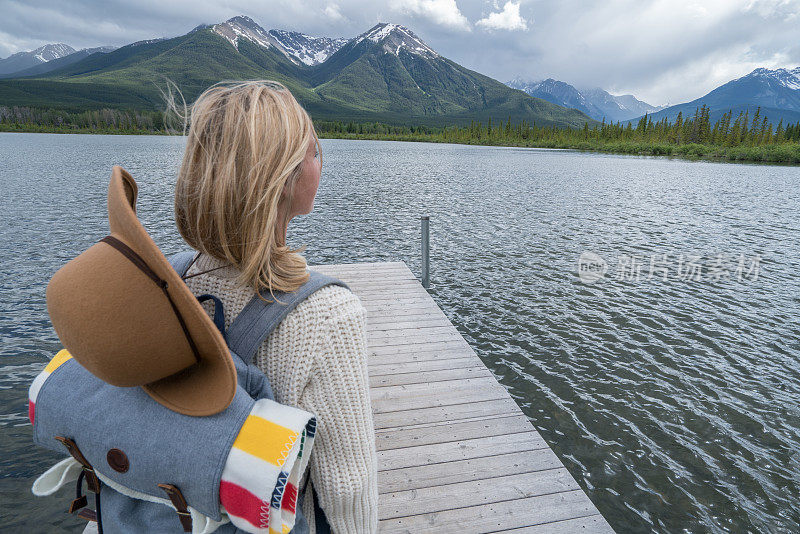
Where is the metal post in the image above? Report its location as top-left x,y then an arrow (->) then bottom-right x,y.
421,215 -> 430,289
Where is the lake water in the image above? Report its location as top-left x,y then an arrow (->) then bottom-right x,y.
1,132 -> 799,533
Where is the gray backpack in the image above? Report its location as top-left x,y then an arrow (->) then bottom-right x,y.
29,250 -> 344,533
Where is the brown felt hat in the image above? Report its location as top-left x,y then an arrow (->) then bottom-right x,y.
46,165 -> 236,416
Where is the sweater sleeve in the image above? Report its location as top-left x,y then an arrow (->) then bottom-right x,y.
297,290 -> 379,534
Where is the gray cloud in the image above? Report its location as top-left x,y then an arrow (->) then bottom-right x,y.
0,0 -> 798,106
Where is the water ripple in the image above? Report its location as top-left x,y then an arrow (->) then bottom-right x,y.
1,134 -> 799,532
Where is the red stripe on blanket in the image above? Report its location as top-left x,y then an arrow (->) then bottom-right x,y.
28,400 -> 35,425
220,480 -> 269,528
282,482 -> 297,514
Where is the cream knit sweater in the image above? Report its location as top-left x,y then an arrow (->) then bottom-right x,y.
183,253 -> 379,534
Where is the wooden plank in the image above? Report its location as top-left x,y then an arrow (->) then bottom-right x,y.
375,414 -> 533,450
371,384 -> 507,413
379,490 -> 601,533
372,398 -> 522,430
366,311 -> 448,323
356,292 -> 427,300
332,278 -> 419,287
360,297 -> 436,308
364,302 -> 444,314
311,261 -> 409,271
370,339 -> 473,355
368,328 -> 464,341
369,366 -> 492,387
371,375 -> 500,393
319,264 -> 413,274
349,287 -> 425,297
368,325 -> 462,341
312,264 -> 410,273
366,313 -> 451,326
491,515 -> 615,534
369,349 -> 475,364
368,333 -> 467,348
378,450 -> 565,494
369,343 -> 476,357
371,377 -> 505,407
377,432 -> 548,471
328,266 -> 415,275
344,279 -> 422,288
361,295 -> 437,306
380,469 -> 581,520
326,270 -> 418,280
366,317 -> 453,331
366,311 -> 449,323
368,349 -> 478,367
369,357 -> 480,376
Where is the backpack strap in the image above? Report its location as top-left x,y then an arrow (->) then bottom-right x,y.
226,271 -> 350,365
224,269 -> 347,534
169,250 -> 199,278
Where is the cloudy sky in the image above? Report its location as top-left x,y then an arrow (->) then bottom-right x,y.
1,0 -> 798,105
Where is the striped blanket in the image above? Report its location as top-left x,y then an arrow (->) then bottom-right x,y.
29,349 -> 317,534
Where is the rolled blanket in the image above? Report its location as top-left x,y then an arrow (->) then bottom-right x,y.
221,398 -> 317,533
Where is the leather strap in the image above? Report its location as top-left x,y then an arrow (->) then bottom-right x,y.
158,483 -> 193,532
100,236 -> 201,363
77,508 -> 98,522
69,470 -> 88,513
55,436 -> 100,494
196,294 -> 227,342
55,436 -> 103,533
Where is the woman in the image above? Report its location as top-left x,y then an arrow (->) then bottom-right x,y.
173,80 -> 378,533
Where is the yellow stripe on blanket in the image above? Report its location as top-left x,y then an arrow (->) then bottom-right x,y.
233,415 -> 298,466
45,349 -> 73,373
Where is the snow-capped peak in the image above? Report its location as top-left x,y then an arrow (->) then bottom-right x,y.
207,17 -> 440,64
213,15 -> 345,66
32,43 -> 75,63
506,76 -> 540,88
354,23 -> 439,58
745,67 -> 800,90
130,38 -> 166,47
268,29 -> 348,66
213,15 -> 276,52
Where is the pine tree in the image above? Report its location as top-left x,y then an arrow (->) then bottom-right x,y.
775,119 -> 784,142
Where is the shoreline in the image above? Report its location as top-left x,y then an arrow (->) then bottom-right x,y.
2,125 -> 799,166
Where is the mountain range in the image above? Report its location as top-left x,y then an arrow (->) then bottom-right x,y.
3,17 -> 797,131
0,45 -> 118,78
623,67 -> 800,125
0,43 -> 76,75
506,77 -> 665,122
0,16 -> 593,128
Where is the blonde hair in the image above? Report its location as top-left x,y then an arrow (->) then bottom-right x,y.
173,80 -> 320,301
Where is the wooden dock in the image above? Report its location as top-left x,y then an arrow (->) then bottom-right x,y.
311,261 -> 614,533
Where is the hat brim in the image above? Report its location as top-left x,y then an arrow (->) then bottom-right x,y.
143,354 -> 237,416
